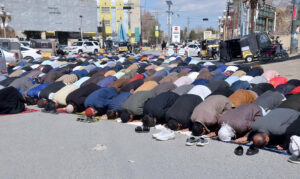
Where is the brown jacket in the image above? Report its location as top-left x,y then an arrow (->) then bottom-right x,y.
134,81 -> 158,93
109,79 -> 130,93
229,90 -> 257,107
191,95 -> 232,131
197,69 -> 214,80
218,103 -> 262,135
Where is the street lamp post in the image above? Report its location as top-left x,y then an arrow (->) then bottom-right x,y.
79,15 -> 83,40
0,4 -> 11,38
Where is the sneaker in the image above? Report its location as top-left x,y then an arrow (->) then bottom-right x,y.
186,137 -> 198,146
288,155 -> 300,164
156,130 -> 175,141
196,137 -> 209,146
152,128 -> 168,139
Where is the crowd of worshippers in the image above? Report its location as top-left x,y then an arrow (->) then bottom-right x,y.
1,52 -> 300,159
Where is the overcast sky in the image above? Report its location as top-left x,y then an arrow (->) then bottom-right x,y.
142,0 -> 227,32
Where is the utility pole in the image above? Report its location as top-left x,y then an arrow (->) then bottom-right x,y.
80,15 -> 83,40
166,1 -> 173,44
124,2 -> 134,44
225,0 -> 230,40
232,1 -> 237,39
240,0 -> 244,37
290,0 -> 300,54
153,9 -> 159,48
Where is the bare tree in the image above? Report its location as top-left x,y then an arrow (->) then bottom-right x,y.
141,11 -> 158,42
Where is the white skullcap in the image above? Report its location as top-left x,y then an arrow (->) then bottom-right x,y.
218,123 -> 235,142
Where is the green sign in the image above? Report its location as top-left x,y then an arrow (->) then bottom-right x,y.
135,28 -> 140,42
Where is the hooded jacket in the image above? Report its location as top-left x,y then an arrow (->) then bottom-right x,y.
253,90 -> 285,111
0,87 -> 25,114
26,83 -> 50,98
251,108 -> 300,137
121,91 -> 156,115
165,94 -> 203,129
84,87 -> 118,112
108,92 -> 132,112
218,103 -> 263,135
66,83 -> 100,112
52,85 -> 79,106
143,92 -> 180,123
151,82 -> 177,96
39,81 -> 66,99
191,95 -> 232,131
278,93 -> 300,112
229,90 -> 257,107
120,79 -> 144,92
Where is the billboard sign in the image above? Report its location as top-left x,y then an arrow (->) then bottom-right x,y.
204,31 -> 212,40
172,26 -> 180,43
135,28 -> 140,42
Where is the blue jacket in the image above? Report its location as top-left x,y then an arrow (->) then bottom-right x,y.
84,87 -> 118,110
27,83 -> 51,98
97,76 -> 117,88
192,79 -> 209,86
108,92 -> 132,111
209,73 -> 227,83
230,80 -> 251,92
70,69 -> 88,78
215,65 -> 228,72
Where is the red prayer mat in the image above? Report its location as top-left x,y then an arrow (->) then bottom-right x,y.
0,108 -> 38,116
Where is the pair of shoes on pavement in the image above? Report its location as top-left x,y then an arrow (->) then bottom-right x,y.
135,126 -> 150,133
152,128 -> 175,141
41,108 -> 58,114
77,116 -> 97,123
186,136 -> 209,146
288,155 -> 300,164
234,145 -> 259,156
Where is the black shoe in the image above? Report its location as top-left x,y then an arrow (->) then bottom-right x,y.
234,145 -> 244,156
246,145 -> 259,156
288,155 -> 300,164
135,126 -> 150,133
135,126 -> 143,133
143,126 -> 150,132
86,116 -> 96,123
77,116 -> 87,121
41,108 -> 50,113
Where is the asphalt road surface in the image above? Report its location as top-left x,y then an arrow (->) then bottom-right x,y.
1,51 -> 300,178
0,110 -> 300,179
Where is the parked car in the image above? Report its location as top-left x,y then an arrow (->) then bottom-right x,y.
20,46 -> 43,62
20,41 -> 30,47
30,39 -> 57,59
0,38 -> 22,61
185,44 -> 201,57
64,41 -> 100,54
0,46 -> 20,63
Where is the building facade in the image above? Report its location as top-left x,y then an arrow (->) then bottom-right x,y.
128,0 -> 141,43
98,0 -> 140,43
99,0 -> 125,39
256,4 -> 276,32
1,0 -> 98,44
